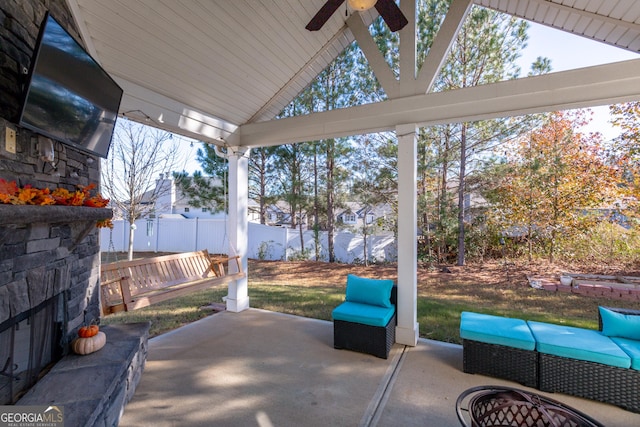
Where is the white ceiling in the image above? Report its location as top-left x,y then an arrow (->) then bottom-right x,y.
476,0 -> 640,52
66,0 -> 640,146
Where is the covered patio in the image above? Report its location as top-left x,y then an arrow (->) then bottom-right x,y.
69,0 -> 640,348
3,1 -> 640,424
117,308 -> 640,426
65,1 -> 640,424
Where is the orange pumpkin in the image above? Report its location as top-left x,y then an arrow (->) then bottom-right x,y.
78,325 -> 99,338
72,332 -> 106,355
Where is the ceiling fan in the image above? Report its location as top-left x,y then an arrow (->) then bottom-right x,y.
306,0 -> 409,32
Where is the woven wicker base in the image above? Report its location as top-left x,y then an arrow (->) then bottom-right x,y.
463,340 -> 539,388
334,313 -> 396,359
539,353 -> 640,414
456,386 -> 604,427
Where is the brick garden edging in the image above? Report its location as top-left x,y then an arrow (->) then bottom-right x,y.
530,276 -> 640,302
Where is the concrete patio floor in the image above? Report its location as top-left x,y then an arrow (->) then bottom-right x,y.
119,309 -> 640,426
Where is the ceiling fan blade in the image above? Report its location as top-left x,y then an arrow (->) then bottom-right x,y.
375,0 -> 409,32
306,0 -> 346,31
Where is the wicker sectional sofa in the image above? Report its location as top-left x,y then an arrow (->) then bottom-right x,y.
460,307 -> 640,413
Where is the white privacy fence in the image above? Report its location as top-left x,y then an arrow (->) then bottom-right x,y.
100,218 -> 398,263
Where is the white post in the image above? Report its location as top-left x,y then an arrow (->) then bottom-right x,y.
155,216 -> 160,252
194,217 -> 199,251
395,123 -> 419,346
284,227 -> 289,261
226,146 -> 250,312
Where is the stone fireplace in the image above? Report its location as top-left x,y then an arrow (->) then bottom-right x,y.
1,1 -> 149,425
0,292 -> 64,405
0,198 -> 149,427
0,205 -> 109,405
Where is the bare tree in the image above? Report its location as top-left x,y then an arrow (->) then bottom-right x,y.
102,119 -> 183,260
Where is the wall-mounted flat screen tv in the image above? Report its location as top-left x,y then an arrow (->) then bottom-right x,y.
19,13 -> 123,158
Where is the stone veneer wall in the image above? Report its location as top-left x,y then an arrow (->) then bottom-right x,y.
1,3 -> 149,424
0,0 -> 104,342
0,205 -> 110,335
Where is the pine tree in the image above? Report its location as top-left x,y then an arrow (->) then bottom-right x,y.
423,4 -> 540,265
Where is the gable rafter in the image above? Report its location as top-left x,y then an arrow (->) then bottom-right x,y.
348,0 -> 473,99
231,58 -> 640,147
347,13 -> 400,98
398,0 -> 417,96
414,0 -> 473,95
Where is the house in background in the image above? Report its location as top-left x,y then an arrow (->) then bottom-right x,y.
337,202 -> 373,228
463,192 -> 490,223
264,201 -> 292,227
269,201 -> 309,228
114,175 -> 227,220
137,176 -> 272,223
155,176 -> 226,219
252,200 -> 394,231
247,201 -> 288,226
336,202 -> 395,231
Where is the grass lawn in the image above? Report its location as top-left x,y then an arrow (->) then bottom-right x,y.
101,258 -> 640,343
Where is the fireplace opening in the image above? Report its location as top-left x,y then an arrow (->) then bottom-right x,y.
0,293 -> 66,404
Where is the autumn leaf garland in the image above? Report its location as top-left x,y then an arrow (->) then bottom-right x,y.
0,179 -> 112,228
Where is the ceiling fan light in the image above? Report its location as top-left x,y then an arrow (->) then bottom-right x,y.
347,0 -> 377,12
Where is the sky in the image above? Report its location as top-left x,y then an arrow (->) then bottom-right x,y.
516,21 -> 640,140
177,19 -> 640,175
173,135 -> 203,175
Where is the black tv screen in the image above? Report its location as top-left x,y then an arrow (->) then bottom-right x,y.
19,13 -> 123,158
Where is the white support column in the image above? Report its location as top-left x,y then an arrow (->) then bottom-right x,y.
395,123 -> 418,346
226,146 -> 250,312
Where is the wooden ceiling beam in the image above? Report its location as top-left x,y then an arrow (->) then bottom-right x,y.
230,58 -> 640,147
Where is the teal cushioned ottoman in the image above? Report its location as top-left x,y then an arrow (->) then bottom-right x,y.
460,312 -> 536,350
528,321 -> 630,368
460,312 -> 538,388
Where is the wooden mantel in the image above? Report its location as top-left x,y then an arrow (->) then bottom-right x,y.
0,205 -> 112,251
0,205 -> 112,226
